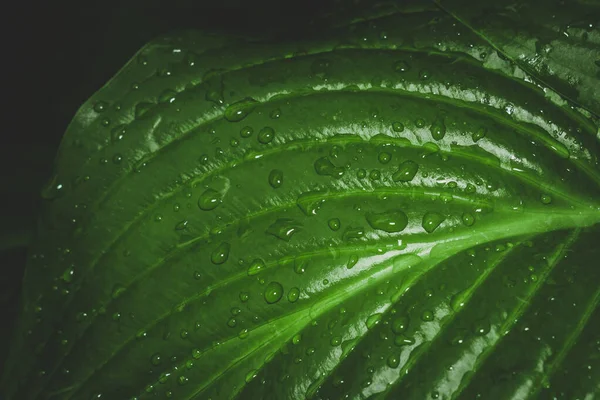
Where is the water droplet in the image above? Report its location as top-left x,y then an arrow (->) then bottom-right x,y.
93,101 -> 108,113
61,266 -> 74,283
247,259 -> 265,276
415,118 -> 426,128
296,190 -> 326,216
330,336 -> 342,346
366,209 -> 408,233
180,329 -> 189,339
472,319 -> 490,336
198,188 -> 222,210
268,169 -> 283,188
224,98 -> 258,122
158,89 -> 177,104
175,220 -> 188,230
239,292 -> 249,302
134,102 -> 154,119
257,126 -> 275,144
314,157 -> 344,178
421,310 -> 434,321
387,354 -> 400,368
392,121 -> 405,132
192,348 -> 201,359
472,127 -> 486,142
422,212 -> 445,233
378,152 -> 392,164
287,287 -> 300,303
245,369 -> 258,383
306,347 -> 315,356
294,258 -> 308,274
394,334 -> 415,346
264,281 -> 284,304
150,353 -> 162,365
393,60 -> 410,73
227,317 -> 237,328
270,108 -> 281,119
111,285 -> 125,299
240,126 -> 253,138
347,254 -> 358,269
357,168 -> 367,179
392,316 -> 409,334
369,169 -> 381,181
540,194 -> 552,204
450,290 -> 467,312
366,313 -> 382,329
328,218 -> 341,231
266,218 -> 302,241
343,226 -> 365,241
462,212 -> 475,226
419,69 -> 431,80
392,160 -> 419,182
211,242 -> 231,264
429,116 -> 446,140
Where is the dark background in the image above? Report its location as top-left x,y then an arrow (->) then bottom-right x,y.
0,0 -> 363,379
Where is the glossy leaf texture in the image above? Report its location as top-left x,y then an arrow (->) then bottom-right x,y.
2,2 -> 600,400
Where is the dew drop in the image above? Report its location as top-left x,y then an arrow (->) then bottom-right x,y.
330,336 -> 342,346
387,354 -> 400,368
450,290 -> 467,312
392,121 -> 405,132
346,254 -> 358,269
366,209 -> 408,233
150,353 -> 162,365
245,369 -> 258,383
268,169 -> 283,188
287,287 -> 300,303
296,190 -> 326,216
343,226 -> 365,241
369,169 -> 381,181
462,212 -> 475,226
472,127 -> 486,142
239,292 -> 249,302
540,194 -> 552,204
365,313 -> 382,329
422,212 -> 445,233
392,160 -> 419,182
134,102 -> 154,119
421,310 -> 434,321
394,334 -> 415,346
419,69 -> 431,80
472,319 -> 491,336
328,218 -> 341,231
264,281 -> 284,304
93,101 -> 108,113
391,316 -> 409,334
393,60 -> 410,73
111,285 -> 125,299
378,152 -> 392,164
266,218 -> 302,241
270,108 -> 281,119
240,126 -> 253,138
415,118 -> 426,128
224,98 -> 258,122
211,242 -> 231,264
247,259 -> 266,276
197,188 -> 222,210
314,157 -> 344,178
429,116 -> 446,140
257,126 -> 275,144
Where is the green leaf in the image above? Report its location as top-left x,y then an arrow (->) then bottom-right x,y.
2,2 -> 600,400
